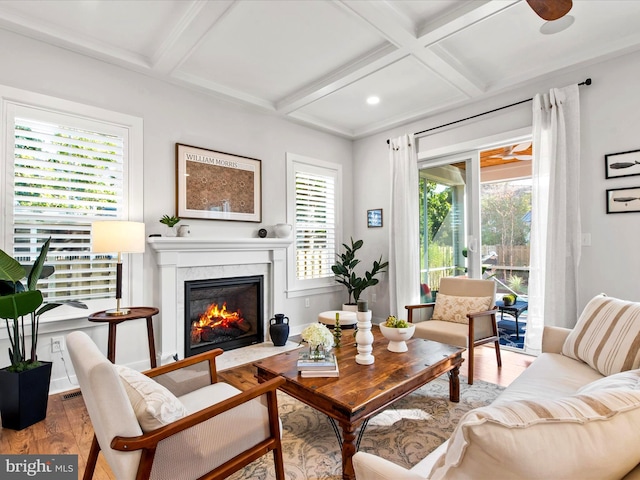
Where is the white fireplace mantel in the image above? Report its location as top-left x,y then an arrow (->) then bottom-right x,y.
148,236 -> 292,363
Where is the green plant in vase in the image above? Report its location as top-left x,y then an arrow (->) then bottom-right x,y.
331,238 -> 388,307
160,214 -> 180,236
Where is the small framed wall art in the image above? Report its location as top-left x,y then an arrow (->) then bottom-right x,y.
605,149 -> 640,179
606,186 -> 640,214
367,208 -> 383,228
176,143 -> 262,222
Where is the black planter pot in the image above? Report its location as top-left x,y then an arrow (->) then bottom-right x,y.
0,361 -> 52,430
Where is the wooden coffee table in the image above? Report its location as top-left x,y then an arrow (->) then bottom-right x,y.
254,326 -> 465,480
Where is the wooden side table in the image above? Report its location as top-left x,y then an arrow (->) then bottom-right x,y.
88,307 -> 159,368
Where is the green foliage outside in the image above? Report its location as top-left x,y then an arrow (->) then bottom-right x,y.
481,183 -> 531,248
419,178 -> 451,244
419,176 -> 531,293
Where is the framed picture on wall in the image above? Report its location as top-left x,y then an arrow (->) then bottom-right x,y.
367,208 -> 383,228
606,186 -> 640,214
176,143 -> 262,222
605,149 -> 640,179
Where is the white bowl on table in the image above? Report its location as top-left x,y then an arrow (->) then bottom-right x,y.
379,324 -> 416,352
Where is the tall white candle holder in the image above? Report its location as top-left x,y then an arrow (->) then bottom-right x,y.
355,301 -> 374,365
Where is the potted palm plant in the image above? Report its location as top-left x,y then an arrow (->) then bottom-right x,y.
0,237 -> 86,430
331,238 -> 388,309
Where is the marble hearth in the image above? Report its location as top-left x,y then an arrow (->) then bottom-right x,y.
148,237 -> 292,364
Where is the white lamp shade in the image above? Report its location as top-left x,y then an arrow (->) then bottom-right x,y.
92,221 -> 146,253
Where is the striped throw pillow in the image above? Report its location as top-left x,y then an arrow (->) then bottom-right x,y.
429,389 -> 640,480
561,295 -> 640,376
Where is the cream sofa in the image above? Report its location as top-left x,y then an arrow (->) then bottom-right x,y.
354,295 -> 640,480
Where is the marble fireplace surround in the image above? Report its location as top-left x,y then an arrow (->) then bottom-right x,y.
148,237 -> 292,364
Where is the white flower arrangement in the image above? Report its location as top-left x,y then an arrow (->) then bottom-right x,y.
301,323 -> 334,350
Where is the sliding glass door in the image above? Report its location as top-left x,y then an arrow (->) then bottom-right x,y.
418,153 -> 481,298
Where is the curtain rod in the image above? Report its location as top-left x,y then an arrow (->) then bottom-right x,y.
386,78 -> 592,145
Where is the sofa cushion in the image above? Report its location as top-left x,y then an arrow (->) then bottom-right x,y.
578,368 -> 640,394
115,364 -> 187,432
562,294 -> 640,376
432,294 -> 493,324
492,352 -> 603,405
429,389 -> 640,480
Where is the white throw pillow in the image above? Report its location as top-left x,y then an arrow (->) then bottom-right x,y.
115,364 -> 187,432
562,294 -> 640,376
431,293 -> 493,324
578,368 -> 640,394
429,389 -> 640,480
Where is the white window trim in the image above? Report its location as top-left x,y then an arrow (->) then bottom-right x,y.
285,152 -> 342,298
0,84 -> 144,324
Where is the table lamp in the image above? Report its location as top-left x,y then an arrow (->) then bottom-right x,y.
92,220 -> 146,316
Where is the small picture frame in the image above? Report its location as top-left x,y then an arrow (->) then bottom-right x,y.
606,186 -> 640,214
367,208 -> 383,228
605,149 -> 640,179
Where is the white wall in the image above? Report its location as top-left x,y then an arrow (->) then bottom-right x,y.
0,29 -> 351,392
354,49 -> 640,325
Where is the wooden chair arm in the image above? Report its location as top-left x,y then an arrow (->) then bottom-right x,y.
466,306 -> 498,320
143,348 -> 223,383
110,375 -> 286,451
405,302 -> 435,323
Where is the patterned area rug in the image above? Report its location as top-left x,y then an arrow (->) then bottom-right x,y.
228,377 -> 504,480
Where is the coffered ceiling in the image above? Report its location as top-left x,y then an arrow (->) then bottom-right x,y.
1,0 -> 639,139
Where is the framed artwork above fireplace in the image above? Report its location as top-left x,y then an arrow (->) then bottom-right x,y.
176,143 -> 262,222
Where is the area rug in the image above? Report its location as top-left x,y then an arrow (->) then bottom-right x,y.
228,377 -> 504,480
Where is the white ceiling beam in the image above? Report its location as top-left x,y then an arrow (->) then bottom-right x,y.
171,70 -> 276,111
337,0 -> 519,97
0,6 -> 151,69
418,0 -> 519,46
151,0 -> 236,75
276,45 -> 405,115
286,110 -> 355,139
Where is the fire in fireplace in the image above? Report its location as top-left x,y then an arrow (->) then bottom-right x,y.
184,275 -> 264,356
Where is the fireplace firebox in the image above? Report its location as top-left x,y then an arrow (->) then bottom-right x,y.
184,275 -> 264,357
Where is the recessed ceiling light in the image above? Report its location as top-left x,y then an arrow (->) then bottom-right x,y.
366,96 -> 380,105
540,15 -> 575,35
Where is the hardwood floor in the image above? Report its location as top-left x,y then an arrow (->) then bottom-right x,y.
0,345 -> 532,479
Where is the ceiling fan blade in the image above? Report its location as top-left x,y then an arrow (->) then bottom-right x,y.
512,142 -> 532,153
514,155 -> 533,161
526,0 -> 572,21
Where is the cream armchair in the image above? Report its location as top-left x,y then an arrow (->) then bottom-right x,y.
405,277 -> 501,384
67,331 -> 285,480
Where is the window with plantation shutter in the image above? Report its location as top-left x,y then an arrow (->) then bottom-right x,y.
286,153 -> 341,295
2,92 -> 143,318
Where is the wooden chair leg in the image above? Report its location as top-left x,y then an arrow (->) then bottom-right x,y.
84,434 -> 100,480
494,340 -> 502,367
273,446 -> 285,480
467,342 -> 475,385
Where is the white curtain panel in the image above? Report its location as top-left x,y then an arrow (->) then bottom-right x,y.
526,85 -> 581,355
388,134 -> 420,317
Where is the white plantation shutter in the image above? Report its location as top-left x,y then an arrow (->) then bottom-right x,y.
295,170 -> 336,280
9,111 -> 128,303
286,153 -> 341,295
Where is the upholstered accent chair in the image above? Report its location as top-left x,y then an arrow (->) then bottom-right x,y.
67,331 -> 285,480
405,277 -> 501,384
